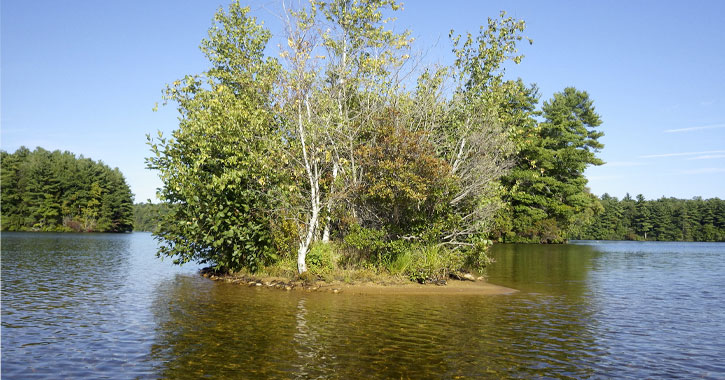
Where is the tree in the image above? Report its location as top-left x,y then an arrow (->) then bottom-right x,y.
502,87 -> 604,242
1,147 -> 134,232
147,2 -> 287,272
355,123 -> 456,239
133,202 -> 170,232
633,194 -> 652,240
147,1 -> 616,278
275,0 -> 415,273
577,194 -> 724,242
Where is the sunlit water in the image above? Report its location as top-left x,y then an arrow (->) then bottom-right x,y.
2,233 -> 724,379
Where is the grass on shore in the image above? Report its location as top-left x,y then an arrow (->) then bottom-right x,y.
208,241 -> 489,287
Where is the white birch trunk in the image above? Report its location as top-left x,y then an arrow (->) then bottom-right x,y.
322,161 -> 339,242
296,98 -> 318,274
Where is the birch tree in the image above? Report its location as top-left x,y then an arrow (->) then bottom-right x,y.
278,0 -> 412,273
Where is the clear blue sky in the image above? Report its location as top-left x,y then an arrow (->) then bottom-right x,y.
2,1 -> 724,202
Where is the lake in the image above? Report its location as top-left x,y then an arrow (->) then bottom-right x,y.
2,232 -> 724,379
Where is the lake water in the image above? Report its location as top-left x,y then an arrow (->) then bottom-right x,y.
2,233 -> 724,379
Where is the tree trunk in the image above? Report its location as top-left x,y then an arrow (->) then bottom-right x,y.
322,161 -> 338,243
298,198 -> 320,273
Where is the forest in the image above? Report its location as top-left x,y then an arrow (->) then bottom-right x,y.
133,202 -> 169,232
577,194 -> 725,242
1,147 -> 134,232
145,0 -> 606,281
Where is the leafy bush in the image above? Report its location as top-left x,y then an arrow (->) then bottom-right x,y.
342,224 -> 387,262
307,242 -> 336,275
464,237 -> 494,268
405,245 -> 464,283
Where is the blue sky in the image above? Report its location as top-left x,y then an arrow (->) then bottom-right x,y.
2,1 -> 724,202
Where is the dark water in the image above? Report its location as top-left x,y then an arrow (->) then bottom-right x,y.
2,233 -> 724,379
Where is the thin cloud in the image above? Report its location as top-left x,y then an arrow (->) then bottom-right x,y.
664,123 -> 725,133
640,150 -> 725,159
679,168 -> 725,175
686,154 -> 725,160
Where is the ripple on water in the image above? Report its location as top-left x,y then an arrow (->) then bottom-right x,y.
2,234 -> 725,379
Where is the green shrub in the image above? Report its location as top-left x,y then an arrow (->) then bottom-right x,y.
343,224 -> 386,263
307,242 -> 336,275
464,237 -> 494,268
405,245 -> 464,283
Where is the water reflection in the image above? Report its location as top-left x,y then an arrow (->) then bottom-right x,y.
147,277 -> 603,378
2,233 -> 134,378
1,232 -> 200,379
579,241 -> 725,378
148,276 -> 301,379
4,233 -> 723,379
487,243 -> 602,297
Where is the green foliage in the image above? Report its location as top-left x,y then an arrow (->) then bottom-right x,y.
147,1 -> 617,279
343,224 -> 386,255
405,245 -> 464,283
132,202 -> 170,232
306,242 -> 336,274
147,1 -> 288,273
497,87 -> 605,243
385,248 -> 413,276
464,237 -> 495,268
577,194 -> 725,242
355,124 -> 456,239
1,147 -> 134,232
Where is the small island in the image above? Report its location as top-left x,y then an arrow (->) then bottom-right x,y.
3,1 -> 725,378
144,1 -> 607,286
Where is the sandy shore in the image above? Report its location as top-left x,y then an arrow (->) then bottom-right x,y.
315,280 -> 518,295
203,270 -> 517,295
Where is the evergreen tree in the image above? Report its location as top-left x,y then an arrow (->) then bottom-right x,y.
634,194 -> 653,240
578,194 -> 724,242
0,147 -> 134,232
502,87 -> 604,243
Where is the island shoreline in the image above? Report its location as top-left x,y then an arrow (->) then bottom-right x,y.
201,269 -> 518,295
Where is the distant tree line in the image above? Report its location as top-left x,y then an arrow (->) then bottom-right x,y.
133,202 -> 169,232
575,194 -> 725,242
1,147 -> 134,232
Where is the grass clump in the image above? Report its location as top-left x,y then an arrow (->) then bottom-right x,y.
226,232 -> 492,287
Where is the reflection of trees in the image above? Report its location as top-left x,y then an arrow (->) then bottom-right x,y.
1,233 -> 134,377
148,243 -> 607,379
2,233 -> 132,315
2,233 -> 614,378
147,278 -> 300,379
484,243 -> 604,377
487,243 -> 601,296
3,232 -> 131,286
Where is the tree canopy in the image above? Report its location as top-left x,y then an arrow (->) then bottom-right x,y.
147,0 -> 606,279
1,147 -> 134,232
577,194 -> 725,242
495,87 -> 604,243
133,202 -> 170,232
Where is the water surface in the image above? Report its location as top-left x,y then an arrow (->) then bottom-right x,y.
2,233 -> 724,378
